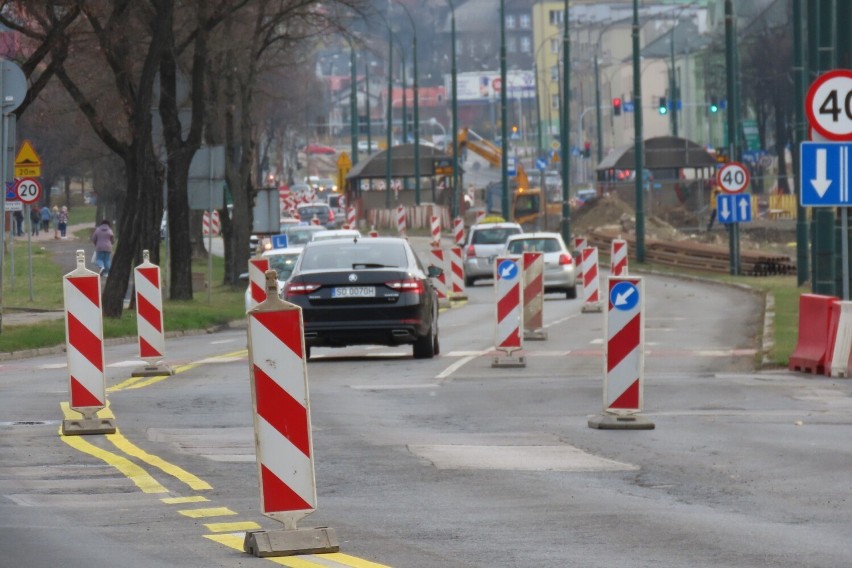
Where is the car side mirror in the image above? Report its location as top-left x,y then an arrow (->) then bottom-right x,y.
427,265 -> 443,278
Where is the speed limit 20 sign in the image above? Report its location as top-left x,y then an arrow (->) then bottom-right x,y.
806,69 -> 852,141
716,162 -> 750,194
15,177 -> 42,204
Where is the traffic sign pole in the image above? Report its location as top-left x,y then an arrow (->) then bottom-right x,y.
716,161 -> 750,277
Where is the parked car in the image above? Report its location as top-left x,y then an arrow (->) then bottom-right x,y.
296,203 -> 336,229
242,247 -> 304,311
326,193 -> 346,225
462,222 -> 523,287
501,232 -> 577,299
284,237 -> 441,359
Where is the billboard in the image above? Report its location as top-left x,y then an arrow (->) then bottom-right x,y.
446,70 -> 536,102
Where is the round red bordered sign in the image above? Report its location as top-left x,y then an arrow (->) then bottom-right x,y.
806,69 -> 852,141
716,162 -> 749,194
15,177 -> 42,204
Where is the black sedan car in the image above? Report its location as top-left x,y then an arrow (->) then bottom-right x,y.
284,236 -> 441,359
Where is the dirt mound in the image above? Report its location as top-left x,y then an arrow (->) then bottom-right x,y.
573,193 -> 681,241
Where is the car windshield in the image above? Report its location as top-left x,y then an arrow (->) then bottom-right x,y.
472,228 -> 520,245
507,238 -> 562,254
300,242 -> 408,270
267,253 -> 300,280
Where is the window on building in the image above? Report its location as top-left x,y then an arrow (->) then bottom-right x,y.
550,65 -> 559,82
521,36 -> 531,54
506,14 -> 516,29
520,14 -> 531,28
549,10 -> 563,25
550,38 -> 560,54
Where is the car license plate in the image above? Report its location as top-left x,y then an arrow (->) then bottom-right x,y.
332,286 -> 375,298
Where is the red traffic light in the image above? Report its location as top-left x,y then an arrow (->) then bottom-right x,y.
612,97 -> 622,116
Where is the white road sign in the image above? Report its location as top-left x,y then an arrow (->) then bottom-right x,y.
15,177 -> 42,204
716,162 -> 749,194
806,69 -> 852,141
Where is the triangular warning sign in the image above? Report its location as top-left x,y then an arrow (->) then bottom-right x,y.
15,140 -> 41,167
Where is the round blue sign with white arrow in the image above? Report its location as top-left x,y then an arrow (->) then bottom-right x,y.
497,259 -> 519,280
610,281 -> 639,311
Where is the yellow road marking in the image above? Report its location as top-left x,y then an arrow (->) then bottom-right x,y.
110,350 -> 247,392
205,521 -> 262,533
322,553 -> 393,568
162,495 -> 209,504
106,431 -> 212,490
178,506 -> 237,518
204,533 -> 244,549
204,534 -> 394,567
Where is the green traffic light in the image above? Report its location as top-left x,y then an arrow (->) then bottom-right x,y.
658,106 -> 668,115
709,104 -> 718,113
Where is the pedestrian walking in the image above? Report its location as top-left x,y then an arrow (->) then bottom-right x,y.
57,206 -> 69,239
91,219 -> 114,277
51,206 -> 60,238
13,210 -> 23,236
40,205 -> 51,232
30,206 -> 40,236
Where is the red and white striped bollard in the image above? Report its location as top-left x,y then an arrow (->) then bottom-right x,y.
430,215 -> 441,247
588,276 -> 654,430
210,210 -> 221,235
453,217 -> 465,245
428,247 -> 450,308
346,206 -> 356,230
132,250 -> 173,377
610,238 -> 628,276
522,252 -> 547,340
448,246 -> 466,301
581,246 -> 602,313
243,270 -> 339,556
492,256 -> 525,367
61,250 -> 116,435
475,210 -> 486,225
248,257 -> 271,310
396,205 -> 406,236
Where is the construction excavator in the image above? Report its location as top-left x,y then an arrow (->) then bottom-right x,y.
458,127 -> 561,230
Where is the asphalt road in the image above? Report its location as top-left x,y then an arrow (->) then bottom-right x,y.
2,267 -> 852,567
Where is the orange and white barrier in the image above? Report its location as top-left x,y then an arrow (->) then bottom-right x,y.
448,246 -> 466,301
346,206 -> 356,230
243,270 -> 339,557
610,238 -> 628,276
453,217 -> 465,245
61,250 -> 115,435
248,257 -> 271,310
492,256 -> 525,367
396,205 -> 407,236
428,247 -> 450,308
522,252 -> 546,340
589,276 -> 654,429
132,250 -> 173,377
430,215 -> 441,247
581,247 -> 602,313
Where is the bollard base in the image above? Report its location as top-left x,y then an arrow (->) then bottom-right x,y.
581,302 -> 603,313
62,417 -> 117,436
450,294 -> 468,303
243,527 -> 339,558
131,363 -> 174,377
492,352 -> 526,368
524,329 -> 547,341
588,413 -> 655,430
438,298 -> 452,310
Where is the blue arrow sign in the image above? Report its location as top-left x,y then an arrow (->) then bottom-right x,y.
716,193 -> 752,224
800,141 -> 852,206
535,158 -> 547,171
610,281 -> 639,311
497,259 -> 518,280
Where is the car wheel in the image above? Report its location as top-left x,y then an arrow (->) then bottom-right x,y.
305,345 -> 311,360
465,276 -> 475,287
566,285 -> 577,300
413,323 -> 437,359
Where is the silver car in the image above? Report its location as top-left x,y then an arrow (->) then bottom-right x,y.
502,232 -> 577,299
462,222 -> 523,286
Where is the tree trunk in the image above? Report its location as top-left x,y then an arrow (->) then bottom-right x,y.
774,103 -> 791,194
167,157 -> 194,299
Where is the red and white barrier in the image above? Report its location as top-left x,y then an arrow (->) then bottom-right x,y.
396,205 -> 407,236
829,301 -> 852,377
132,250 -> 173,377
430,215 -> 441,247
346,206 -> 356,230
453,217 -> 465,245
61,250 -> 115,435
574,237 -> 587,291
248,257 -> 271,310
244,270 -> 338,556
610,238 -> 628,276
492,256 -> 525,367
311,216 -> 321,226
475,210 -> 486,224
369,227 -> 379,237
522,252 -> 546,340
588,276 -> 654,429
581,247 -> 602,313
448,246 -> 466,300
202,210 -> 220,236
428,247 -> 450,308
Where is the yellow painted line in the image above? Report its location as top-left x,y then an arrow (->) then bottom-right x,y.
205,521 -> 262,533
178,506 -> 237,519
268,557 -> 330,568
321,553 -> 394,568
110,350 -> 248,392
204,533 -> 394,567
162,495 -> 209,505
204,533 -> 245,550
106,430 -> 212,491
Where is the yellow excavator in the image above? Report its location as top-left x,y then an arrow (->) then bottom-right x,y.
458,127 -> 560,230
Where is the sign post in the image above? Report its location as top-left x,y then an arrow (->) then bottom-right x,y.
716,161 -> 750,275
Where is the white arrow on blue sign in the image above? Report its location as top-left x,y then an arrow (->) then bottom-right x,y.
716,193 -> 752,224
800,141 -> 852,206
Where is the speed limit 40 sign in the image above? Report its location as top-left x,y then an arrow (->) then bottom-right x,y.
716,162 -> 750,194
15,177 -> 42,204
806,69 -> 852,141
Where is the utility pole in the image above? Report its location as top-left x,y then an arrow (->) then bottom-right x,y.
724,0 -> 739,275
560,0 -> 571,245
500,0 -> 509,220
792,0 -> 808,287
632,0 -> 645,262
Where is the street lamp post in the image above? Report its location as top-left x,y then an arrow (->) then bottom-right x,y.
385,25 -> 393,208
500,0 -> 509,220
446,0 -> 459,219
394,0 -> 421,204
560,0 -> 571,244
632,0 -> 645,263
349,42 -> 358,166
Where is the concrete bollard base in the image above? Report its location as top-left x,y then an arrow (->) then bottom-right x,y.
524,329 -> 547,341
131,364 -> 175,377
243,527 -> 339,558
62,418 -> 117,436
588,413 -> 655,430
581,302 -> 603,313
492,352 -> 526,368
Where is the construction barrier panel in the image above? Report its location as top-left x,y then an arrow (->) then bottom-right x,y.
522,252 -> 546,340
428,247 -> 450,309
396,205 -> 406,236
829,301 -> 852,377
132,250 -> 173,377
346,206 -> 356,230
589,276 -> 654,430
610,238 -> 628,276
248,257 -> 271,310
453,217 -> 465,245
244,270 -> 338,557
430,215 -> 441,247
448,246 -> 467,301
581,246 -> 602,313
789,293 -> 838,374
475,210 -> 486,224
61,250 -> 115,435
492,256 -> 525,367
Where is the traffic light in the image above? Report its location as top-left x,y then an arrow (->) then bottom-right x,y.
612,97 -> 622,116
583,142 -> 591,158
709,96 -> 719,113
658,96 -> 668,115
